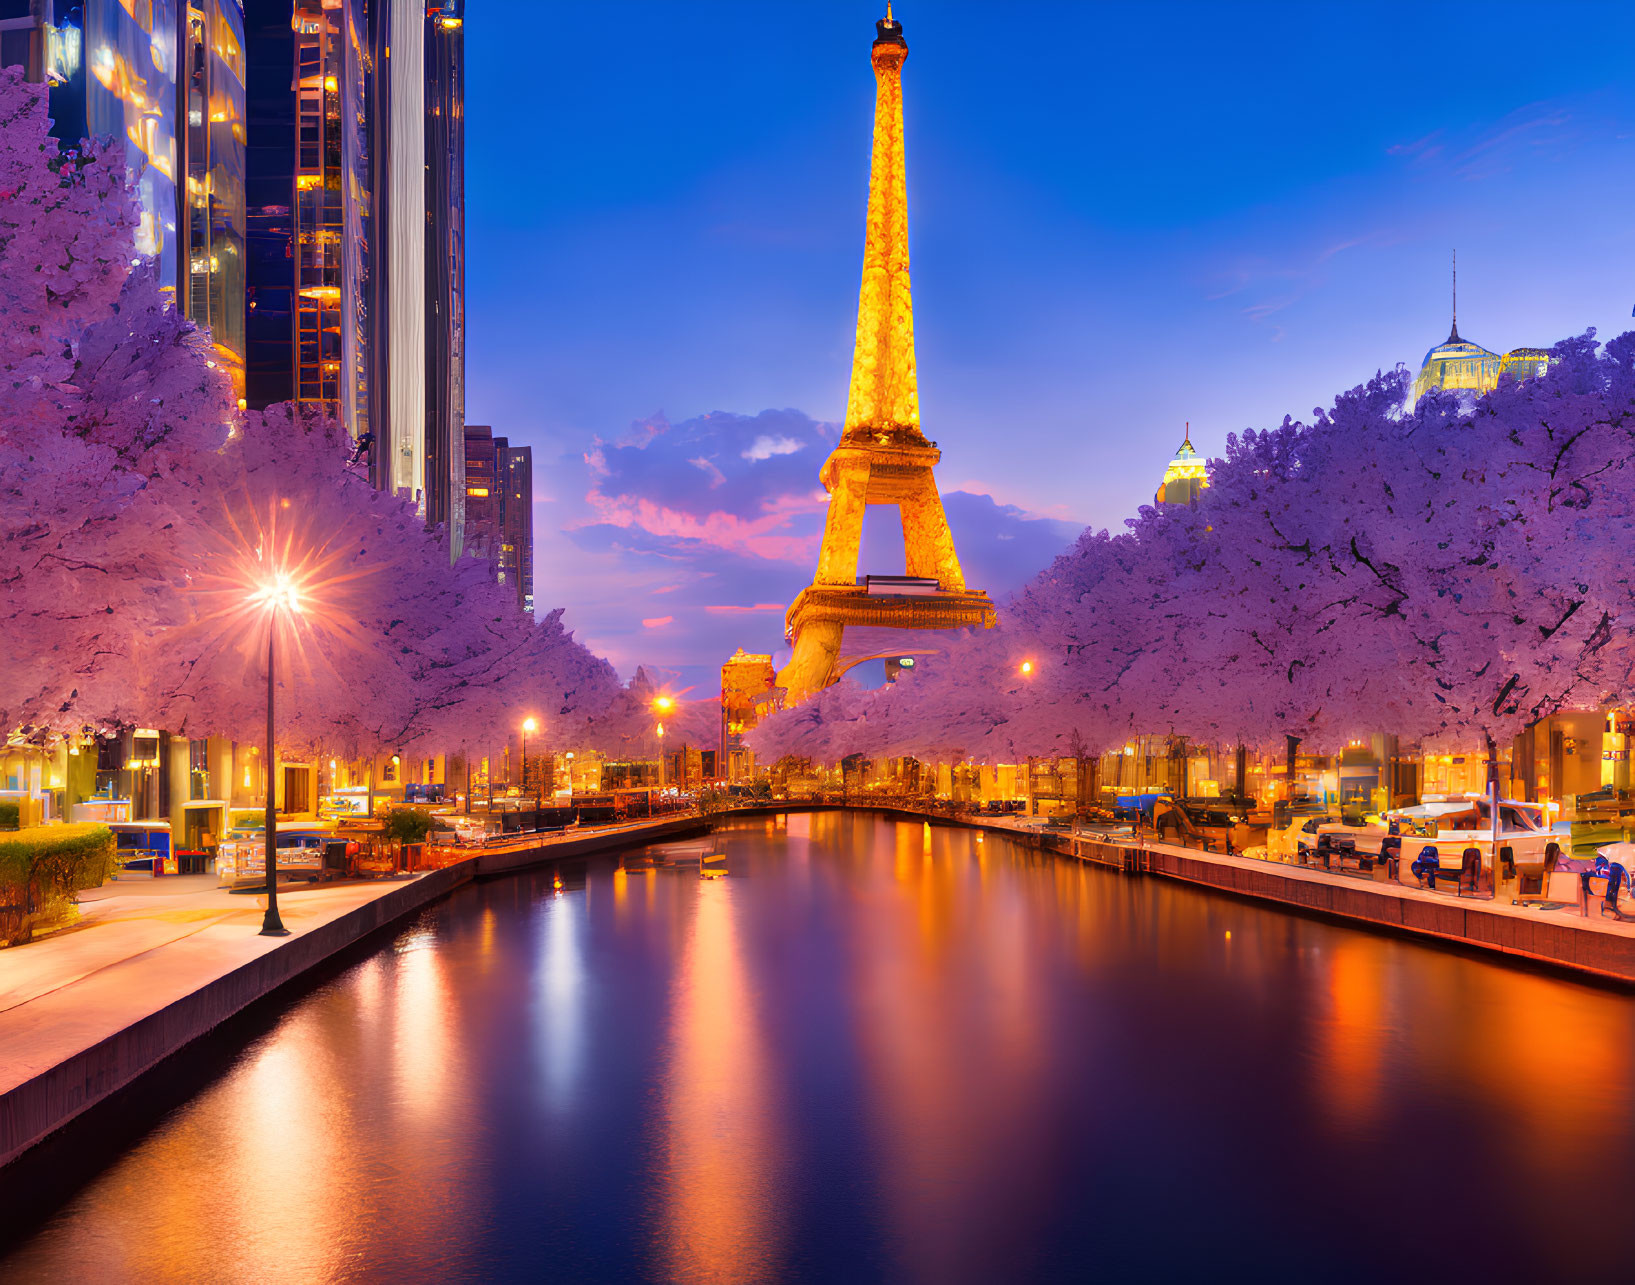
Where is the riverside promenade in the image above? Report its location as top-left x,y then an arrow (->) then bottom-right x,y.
6,803 -> 1630,1178
0,813 -> 707,1172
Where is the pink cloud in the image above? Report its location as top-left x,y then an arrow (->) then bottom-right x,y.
705,602 -> 785,614
581,493 -> 824,564
642,615 -> 674,628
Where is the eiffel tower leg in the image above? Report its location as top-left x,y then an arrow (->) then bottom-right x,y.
777,620 -> 845,706
816,457 -> 871,586
900,474 -> 966,590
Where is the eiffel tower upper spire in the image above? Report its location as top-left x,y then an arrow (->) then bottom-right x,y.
843,6 -> 923,445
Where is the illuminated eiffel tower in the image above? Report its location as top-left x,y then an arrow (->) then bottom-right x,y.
776,6 -> 996,704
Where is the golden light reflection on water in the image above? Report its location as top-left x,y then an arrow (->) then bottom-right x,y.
656,880 -> 785,1284
1316,940 -> 1389,1133
10,817 -> 1635,1283
1461,969 -> 1630,1175
851,819 -> 1050,1282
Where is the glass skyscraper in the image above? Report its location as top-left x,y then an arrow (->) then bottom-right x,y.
29,0 -> 468,555
464,425 -> 534,616
33,1 -> 246,377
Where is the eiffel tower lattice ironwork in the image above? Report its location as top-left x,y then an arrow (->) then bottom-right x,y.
775,7 -> 996,704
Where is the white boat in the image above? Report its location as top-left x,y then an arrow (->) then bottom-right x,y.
1316,796 -> 1567,889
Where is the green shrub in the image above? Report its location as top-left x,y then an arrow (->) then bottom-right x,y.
0,801 -> 19,830
383,806 -> 440,845
0,823 -> 116,946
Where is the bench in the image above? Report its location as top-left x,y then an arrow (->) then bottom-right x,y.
1314,834 -> 1401,879
1410,844 -> 1481,895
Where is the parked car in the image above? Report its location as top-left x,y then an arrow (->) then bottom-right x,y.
1240,812 -> 1333,863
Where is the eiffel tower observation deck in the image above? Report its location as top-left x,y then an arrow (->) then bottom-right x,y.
776,6 -> 996,704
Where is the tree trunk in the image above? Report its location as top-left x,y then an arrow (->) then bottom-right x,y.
1487,732 -> 1501,898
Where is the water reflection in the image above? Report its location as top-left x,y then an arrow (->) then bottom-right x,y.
536,898 -> 586,1114
655,881 -> 785,1283
6,815 -> 1635,1283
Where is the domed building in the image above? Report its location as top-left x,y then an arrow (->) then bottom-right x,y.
1155,425 -> 1207,505
1410,258 -> 1549,406
1411,320 -> 1502,405
1499,347 -> 1552,384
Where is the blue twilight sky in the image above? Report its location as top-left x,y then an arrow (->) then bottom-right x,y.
464,0 -> 1635,694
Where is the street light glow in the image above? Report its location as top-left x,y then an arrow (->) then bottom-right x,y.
249,571 -> 304,616
1020,660 -> 1034,675
522,716 -> 538,733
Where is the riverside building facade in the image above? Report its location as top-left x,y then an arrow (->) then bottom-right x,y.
34,0 -> 247,377
28,0 -> 467,551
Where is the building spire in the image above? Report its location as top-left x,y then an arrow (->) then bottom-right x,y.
844,8 -> 920,443
1448,248 -> 1460,343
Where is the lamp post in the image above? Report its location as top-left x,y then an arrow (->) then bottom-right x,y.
653,696 -> 674,796
249,572 -> 302,937
521,716 -> 538,808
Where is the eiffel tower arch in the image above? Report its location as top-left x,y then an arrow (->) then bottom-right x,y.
776,8 -> 996,705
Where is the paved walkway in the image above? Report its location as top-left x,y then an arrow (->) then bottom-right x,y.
0,875 -> 424,1099
0,814 -> 702,1108
1123,830 -> 1635,940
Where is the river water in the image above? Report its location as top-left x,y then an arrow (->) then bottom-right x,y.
5,812 -> 1634,1282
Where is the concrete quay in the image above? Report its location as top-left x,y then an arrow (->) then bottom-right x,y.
0,813 -> 707,1173
1116,835 -> 1635,984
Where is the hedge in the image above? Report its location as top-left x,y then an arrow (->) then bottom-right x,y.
0,823 -> 116,947
383,806 -> 448,845
0,801 -> 19,830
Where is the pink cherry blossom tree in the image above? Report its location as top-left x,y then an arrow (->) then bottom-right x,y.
584,666 -> 723,764
1,72 -> 235,737
2,73 -> 623,764
158,405 -> 622,761
757,336 -> 1635,792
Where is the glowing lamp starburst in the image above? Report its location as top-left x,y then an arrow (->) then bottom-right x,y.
248,571 -> 305,617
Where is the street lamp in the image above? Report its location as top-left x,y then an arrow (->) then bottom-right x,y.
521,716 -> 538,803
1019,660 -> 1034,675
247,571 -> 303,937
653,696 -> 674,793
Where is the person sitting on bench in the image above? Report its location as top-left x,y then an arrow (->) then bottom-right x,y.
1379,835 -> 1402,880
1460,847 -> 1483,896
1581,854 -> 1630,920
1412,845 -> 1441,889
